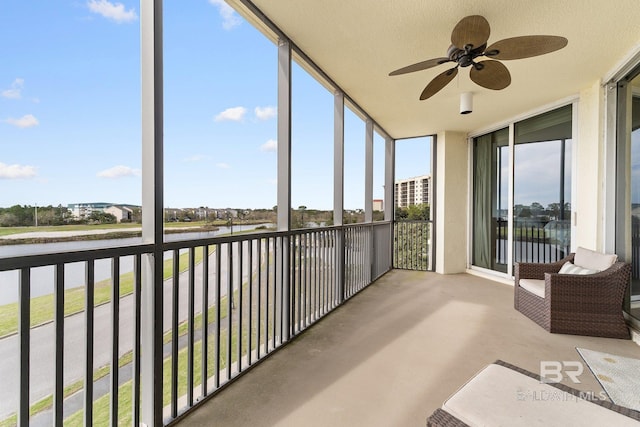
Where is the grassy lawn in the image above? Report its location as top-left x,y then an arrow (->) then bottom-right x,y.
0,291 -> 235,427
62,289 -> 253,427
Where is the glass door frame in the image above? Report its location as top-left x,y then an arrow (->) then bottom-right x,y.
613,63 -> 640,325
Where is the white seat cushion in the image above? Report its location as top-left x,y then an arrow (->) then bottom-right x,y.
574,247 -> 617,271
443,363 -> 640,427
519,278 -> 545,298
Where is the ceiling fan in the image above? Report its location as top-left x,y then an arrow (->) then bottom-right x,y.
389,15 -> 568,100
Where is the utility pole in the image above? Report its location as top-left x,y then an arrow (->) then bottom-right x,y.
34,204 -> 38,227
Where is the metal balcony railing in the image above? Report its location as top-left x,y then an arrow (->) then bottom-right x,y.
495,218 -> 570,266
0,222 -> 393,426
393,220 -> 433,271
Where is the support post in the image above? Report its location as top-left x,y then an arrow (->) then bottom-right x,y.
334,92 -> 345,301
141,0 -> 163,424
277,37 -> 292,340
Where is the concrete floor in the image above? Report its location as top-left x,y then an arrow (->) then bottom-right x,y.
176,270 -> 640,427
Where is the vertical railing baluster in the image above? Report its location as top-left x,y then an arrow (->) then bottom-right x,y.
304,233 -> 308,326
280,237 -> 284,349
84,259 -> 95,426
227,242 -> 232,381
215,244 -> 221,389
202,244 -> 209,396
237,240 -> 243,372
248,240 -> 253,366
54,264 -> 64,427
264,238 -> 269,353
18,268 -> 30,427
110,257 -> 120,426
294,234 -> 303,332
171,249 -> 179,417
133,254 -> 141,427
257,238 -> 262,359
315,232 -> 319,321
273,236 -> 278,348
187,247 -> 195,406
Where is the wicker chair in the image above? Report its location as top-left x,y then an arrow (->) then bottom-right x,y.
514,253 -> 631,339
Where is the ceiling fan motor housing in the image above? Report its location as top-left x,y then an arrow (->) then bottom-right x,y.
447,44 -> 487,67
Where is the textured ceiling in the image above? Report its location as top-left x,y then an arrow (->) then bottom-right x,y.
248,0 -> 640,139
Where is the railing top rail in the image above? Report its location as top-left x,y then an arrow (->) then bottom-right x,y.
393,219 -> 433,224
0,221 -> 395,271
0,243 -> 155,271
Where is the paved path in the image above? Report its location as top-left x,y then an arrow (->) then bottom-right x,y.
0,241 -> 266,419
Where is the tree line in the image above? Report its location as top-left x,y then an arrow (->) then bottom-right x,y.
395,204 -> 430,221
0,205 -> 120,227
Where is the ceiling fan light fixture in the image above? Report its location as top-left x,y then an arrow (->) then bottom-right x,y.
460,92 -> 473,114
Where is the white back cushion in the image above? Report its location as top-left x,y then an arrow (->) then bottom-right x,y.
573,247 -> 617,272
558,261 -> 598,275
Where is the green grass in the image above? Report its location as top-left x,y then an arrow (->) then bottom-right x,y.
0,271 -> 250,426
62,297 -> 246,427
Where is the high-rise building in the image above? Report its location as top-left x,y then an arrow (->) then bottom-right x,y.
395,175 -> 431,208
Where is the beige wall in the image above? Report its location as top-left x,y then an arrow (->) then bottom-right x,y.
574,81 -> 605,251
435,131 -> 468,274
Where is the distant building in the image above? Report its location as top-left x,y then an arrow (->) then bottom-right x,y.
68,202 -> 139,222
105,205 -> 134,222
373,199 -> 383,211
395,175 -> 431,208
67,202 -> 114,219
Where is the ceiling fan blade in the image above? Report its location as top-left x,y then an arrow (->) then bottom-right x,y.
420,67 -> 458,100
451,15 -> 490,50
486,35 -> 568,60
389,57 -> 451,76
470,60 -> 511,90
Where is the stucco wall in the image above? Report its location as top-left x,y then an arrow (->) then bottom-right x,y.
435,131 -> 468,274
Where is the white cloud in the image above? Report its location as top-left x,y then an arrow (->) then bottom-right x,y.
3,114 -> 39,128
2,78 -> 24,99
216,162 -> 231,169
208,0 -> 242,30
267,178 -> 277,185
260,139 -> 277,152
214,106 -> 247,122
255,106 -> 276,120
87,0 -> 138,23
97,165 -> 141,178
0,162 -> 37,179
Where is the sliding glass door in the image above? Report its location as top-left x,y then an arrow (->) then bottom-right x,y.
472,105 -> 573,275
616,70 -> 640,321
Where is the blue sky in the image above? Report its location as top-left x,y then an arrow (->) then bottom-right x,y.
0,1 -> 431,211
